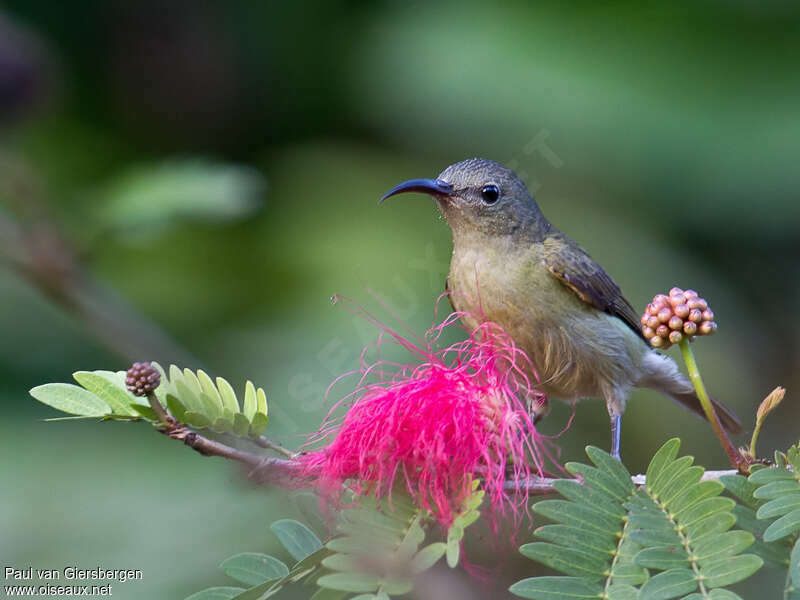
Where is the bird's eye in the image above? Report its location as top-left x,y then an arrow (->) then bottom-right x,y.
480,184 -> 500,205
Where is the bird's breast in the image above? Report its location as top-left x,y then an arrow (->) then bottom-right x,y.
447,242 -> 643,399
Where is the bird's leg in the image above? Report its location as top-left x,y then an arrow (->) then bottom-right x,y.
610,415 -> 622,461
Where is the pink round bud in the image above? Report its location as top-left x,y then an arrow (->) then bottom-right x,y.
656,324 -> 670,338
668,315 -> 683,330
641,313 -> 649,325
648,303 -> 661,316
654,294 -> 670,305
642,326 -> 655,339
669,287 -> 684,297
699,321 -> 717,335
650,335 -> 665,347
674,304 -> 690,318
702,309 -> 714,322
647,315 -> 660,329
688,309 -> 703,323
669,294 -> 687,307
658,307 -> 673,323
687,298 -> 703,310
683,321 -> 697,335
669,330 -> 683,344
696,298 -> 708,311
684,289 -> 698,298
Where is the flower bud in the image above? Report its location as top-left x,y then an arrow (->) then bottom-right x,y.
670,294 -> 687,307
702,309 -> 714,321
126,362 -> 161,396
668,331 -> 683,344
687,298 -> 703,310
668,315 -> 683,330
674,304 -> 690,318
656,324 -> 670,338
684,289 -> 698,298
683,321 -> 697,335
650,335 -> 665,347
699,321 -> 717,335
647,315 -> 660,329
658,307 -> 673,323
642,325 -> 655,339
669,287 -> 684,296
688,309 -> 703,323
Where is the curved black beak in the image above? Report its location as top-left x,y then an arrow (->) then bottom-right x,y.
379,178 -> 453,204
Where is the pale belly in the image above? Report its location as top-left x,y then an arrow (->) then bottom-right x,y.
447,247 -> 644,401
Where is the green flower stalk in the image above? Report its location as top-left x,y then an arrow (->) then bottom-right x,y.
642,288 -> 741,469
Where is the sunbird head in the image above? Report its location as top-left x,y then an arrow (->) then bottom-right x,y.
381,158 -> 548,238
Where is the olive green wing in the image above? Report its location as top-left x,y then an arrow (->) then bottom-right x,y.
543,236 -> 645,340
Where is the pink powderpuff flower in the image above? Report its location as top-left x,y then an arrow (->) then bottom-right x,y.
298,305 -> 557,529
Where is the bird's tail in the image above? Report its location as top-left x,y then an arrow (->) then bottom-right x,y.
642,352 -> 743,434
668,390 -> 743,434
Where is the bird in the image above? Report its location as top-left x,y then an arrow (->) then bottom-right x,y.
381,158 -> 741,460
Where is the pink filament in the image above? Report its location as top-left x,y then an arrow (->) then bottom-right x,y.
299,309 -> 551,528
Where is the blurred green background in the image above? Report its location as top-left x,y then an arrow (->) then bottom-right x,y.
1,2 -> 798,598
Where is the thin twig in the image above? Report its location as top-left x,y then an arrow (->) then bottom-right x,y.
251,435 -> 298,459
161,421 -> 298,481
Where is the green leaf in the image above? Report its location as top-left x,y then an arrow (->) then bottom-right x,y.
243,381 -> 257,420
175,380 -> 203,415
790,536 -> 800,585
316,573 -> 379,593
270,519 -> 323,561
197,370 -> 223,409
648,455 -> 694,498
634,546 -> 688,570
509,576 -> 603,599
166,394 -> 187,422
659,466 -> 705,506
410,543 -> 446,574
534,524 -> 616,557
763,508 -> 800,542
753,480 -> 800,500
534,500 -> 621,535
321,554 -> 362,573
638,568 -> 696,599
219,553 -> 288,586
379,578 -> 413,595
584,445 -> 634,495
130,404 -> 158,420
700,554 -> 762,587
233,412 -> 251,437
73,371 -> 138,415
749,467 -> 796,485
566,463 -> 630,503
519,543 -> 607,580
644,438 -> 681,495
446,524 -> 462,568
30,383 -> 110,416
676,497 -> 735,528
216,377 -> 240,413
606,584 -> 638,600
756,493 -> 800,519
552,479 -> 625,518
185,587 -> 246,600
720,474 -> 760,509
256,387 -> 268,416
693,530 -> 754,563
249,412 -> 269,437
309,589 -> 349,600
669,480 -> 724,516
684,591 -> 743,600
184,411 -> 212,428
